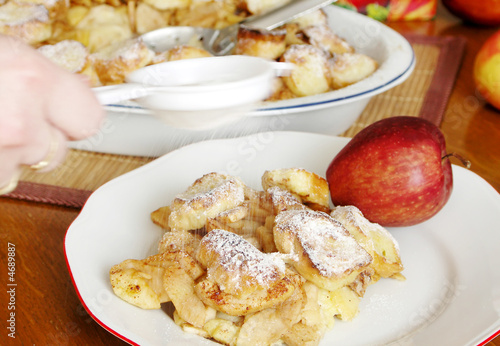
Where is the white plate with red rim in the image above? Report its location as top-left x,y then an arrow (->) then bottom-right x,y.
65,132 -> 500,345
72,5 -> 415,157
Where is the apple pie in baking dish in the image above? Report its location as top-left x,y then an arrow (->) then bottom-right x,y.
0,0 -> 378,102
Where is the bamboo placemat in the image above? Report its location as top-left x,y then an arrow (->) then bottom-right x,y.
4,35 -> 466,208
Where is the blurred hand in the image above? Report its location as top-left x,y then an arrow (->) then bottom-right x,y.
0,35 -> 104,194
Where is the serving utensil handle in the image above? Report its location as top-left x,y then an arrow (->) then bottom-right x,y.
93,84 -> 150,105
243,0 -> 335,30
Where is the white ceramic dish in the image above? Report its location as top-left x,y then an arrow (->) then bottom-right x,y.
94,56 -> 289,130
70,5 -> 414,157
66,132 -> 500,346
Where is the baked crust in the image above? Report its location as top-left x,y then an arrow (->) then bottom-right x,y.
91,37 -> 154,84
273,209 -> 373,291
235,25 -> 286,60
0,1 -> 51,44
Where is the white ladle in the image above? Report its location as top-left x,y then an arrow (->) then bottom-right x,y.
93,56 -> 293,130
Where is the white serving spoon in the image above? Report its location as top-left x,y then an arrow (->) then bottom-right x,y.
93,56 -> 293,130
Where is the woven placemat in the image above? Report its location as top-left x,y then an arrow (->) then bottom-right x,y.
3,34 -> 466,208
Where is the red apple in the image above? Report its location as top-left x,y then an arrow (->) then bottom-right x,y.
442,0 -> 500,26
326,116 -> 454,227
474,29 -> 500,111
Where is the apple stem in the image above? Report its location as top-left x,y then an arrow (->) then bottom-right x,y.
442,153 -> 471,169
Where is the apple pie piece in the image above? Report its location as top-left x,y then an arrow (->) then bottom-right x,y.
273,208 -> 373,292
109,248 -> 204,309
167,172 -> 246,231
0,1 -> 52,44
262,168 -> 330,210
301,24 -> 355,55
37,39 -> 101,87
329,52 -> 378,89
330,205 -> 404,279
235,26 -> 287,60
196,229 -> 299,311
280,44 -> 331,97
91,37 -> 154,84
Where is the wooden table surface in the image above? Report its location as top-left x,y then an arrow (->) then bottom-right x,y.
1,3 -> 499,346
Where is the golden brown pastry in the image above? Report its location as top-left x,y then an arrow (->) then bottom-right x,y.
195,229 -> 303,315
91,37 -> 154,84
280,44 -> 331,97
301,24 -> 355,55
329,52 -> 378,89
262,168 -> 330,209
235,26 -> 287,60
37,39 -> 101,86
330,205 -> 404,279
0,1 -> 52,44
273,208 -> 373,291
168,172 -> 246,231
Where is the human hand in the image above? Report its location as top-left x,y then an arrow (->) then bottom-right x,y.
0,35 -> 104,195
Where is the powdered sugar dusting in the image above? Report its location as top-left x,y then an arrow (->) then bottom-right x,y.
38,40 -> 87,73
274,209 -> 371,277
176,176 -> 245,211
0,2 -> 49,25
331,205 -> 400,253
266,186 -> 304,212
202,229 -> 285,291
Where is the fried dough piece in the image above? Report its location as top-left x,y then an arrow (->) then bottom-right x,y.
280,44 -> 331,97
167,44 -> 212,61
24,0 -> 67,21
134,2 -> 168,34
37,39 -> 101,87
203,317 -> 240,345
74,4 -> 132,53
164,264 -> 216,328
109,249 -> 203,309
236,282 -> 305,345
273,209 -> 373,292
267,77 -> 297,101
175,310 -> 211,339
157,229 -> 202,257
143,0 -> 190,11
265,186 -> 306,215
347,267 -> 374,297
330,205 -> 404,279
235,26 -> 287,60
283,321 -> 324,346
284,281 -> 329,346
0,1 -> 51,44
197,229 -> 287,298
151,205 -> 171,230
255,223 -> 277,253
168,173 -> 246,231
288,9 -> 329,28
91,37 -> 154,84
242,0 -> 290,15
320,285 -> 361,321
254,186 -> 305,253
206,203 -> 262,237
262,168 -> 330,209
329,52 -> 378,89
302,25 -> 354,55
281,22 -> 308,46
195,270 -> 301,316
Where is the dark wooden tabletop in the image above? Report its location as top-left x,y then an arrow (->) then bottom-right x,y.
1,3 -> 499,346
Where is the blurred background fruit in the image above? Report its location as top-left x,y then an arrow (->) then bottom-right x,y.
442,0 -> 500,26
474,29 -> 500,111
